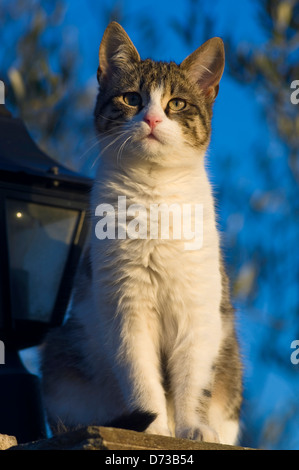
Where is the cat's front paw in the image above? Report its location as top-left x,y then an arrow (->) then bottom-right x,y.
176,424 -> 220,443
145,420 -> 172,437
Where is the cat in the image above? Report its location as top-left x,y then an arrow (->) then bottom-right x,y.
41,21 -> 243,445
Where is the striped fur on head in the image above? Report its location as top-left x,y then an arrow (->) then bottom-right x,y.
94,22 -> 224,159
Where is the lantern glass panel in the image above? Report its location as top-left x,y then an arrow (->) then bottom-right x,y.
6,199 -> 80,323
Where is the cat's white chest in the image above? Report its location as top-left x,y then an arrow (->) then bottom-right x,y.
91,160 -> 222,341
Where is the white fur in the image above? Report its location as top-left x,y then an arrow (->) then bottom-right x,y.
45,86 -> 238,444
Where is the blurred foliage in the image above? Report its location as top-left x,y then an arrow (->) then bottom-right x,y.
221,0 -> 299,450
0,0 -> 159,171
223,0 -> 299,336
0,0 -> 97,170
226,0 -> 299,181
170,0 -> 213,46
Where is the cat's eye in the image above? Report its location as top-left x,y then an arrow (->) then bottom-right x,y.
168,98 -> 187,111
123,92 -> 142,107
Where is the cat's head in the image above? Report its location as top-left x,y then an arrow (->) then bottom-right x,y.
94,22 -> 224,167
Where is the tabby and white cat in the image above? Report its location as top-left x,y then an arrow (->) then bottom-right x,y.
41,22 -> 242,445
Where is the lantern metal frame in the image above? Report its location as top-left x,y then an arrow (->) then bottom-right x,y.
0,104 -> 92,442
0,180 -> 91,350
0,105 -> 92,349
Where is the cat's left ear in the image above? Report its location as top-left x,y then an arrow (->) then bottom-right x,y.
181,38 -> 225,102
97,22 -> 140,83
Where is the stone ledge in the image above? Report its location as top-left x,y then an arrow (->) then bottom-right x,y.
6,426 -> 253,451
0,434 -> 18,450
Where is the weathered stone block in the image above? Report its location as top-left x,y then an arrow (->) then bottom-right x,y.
8,426 -> 252,451
0,434 -> 18,450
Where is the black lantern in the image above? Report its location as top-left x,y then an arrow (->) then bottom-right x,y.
0,104 -> 92,443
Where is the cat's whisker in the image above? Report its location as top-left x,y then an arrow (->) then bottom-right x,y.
100,132 -> 125,147
78,139 -> 101,161
78,129 -> 130,164
101,131 -> 130,154
85,135 -> 100,145
117,135 -> 132,167
89,150 -> 102,170
81,131 -> 125,168
91,130 -> 131,168
98,129 -> 129,143
115,130 -> 133,164
90,152 -> 102,169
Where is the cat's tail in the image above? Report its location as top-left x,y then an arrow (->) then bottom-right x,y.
103,410 -> 156,433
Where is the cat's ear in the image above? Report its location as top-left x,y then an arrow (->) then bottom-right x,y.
97,22 -> 140,83
181,38 -> 225,102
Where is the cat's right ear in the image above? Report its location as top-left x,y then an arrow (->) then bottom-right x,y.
97,22 -> 140,83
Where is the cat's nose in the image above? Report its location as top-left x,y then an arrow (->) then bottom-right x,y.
143,113 -> 162,130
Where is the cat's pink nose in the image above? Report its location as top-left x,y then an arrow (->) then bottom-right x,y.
144,113 -> 162,130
